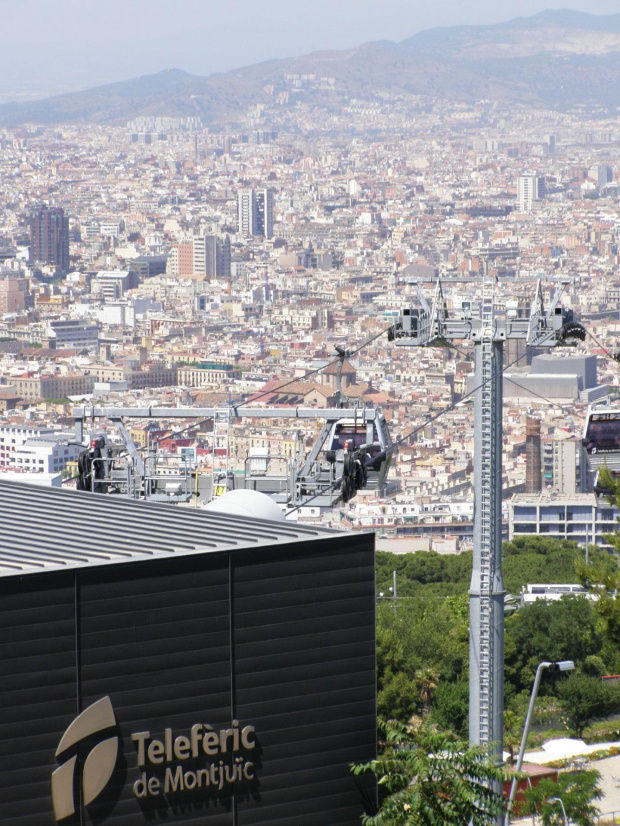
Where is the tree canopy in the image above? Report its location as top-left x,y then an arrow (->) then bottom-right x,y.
352,722 -> 507,826
504,595 -> 603,696
377,537 -> 611,603
376,536 -> 620,728
376,597 -> 468,723
557,673 -> 620,738
523,769 -> 603,826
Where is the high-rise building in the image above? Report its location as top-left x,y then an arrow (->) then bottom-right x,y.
168,237 -> 231,279
0,275 -> 34,314
237,188 -> 257,236
29,206 -> 70,272
237,187 -> 274,238
597,164 -> 613,194
213,235 -> 231,278
256,188 -> 274,239
542,437 -> 585,495
517,174 -> 545,212
167,242 -> 194,277
194,235 -> 231,278
192,236 -> 208,277
525,416 -> 542,494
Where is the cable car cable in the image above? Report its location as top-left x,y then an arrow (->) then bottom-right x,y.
446,339 -> 592,416
104,324 -> 395,462
286,332 -> 580,516
584,328 -> 620,364
336,324 -> 585,492
232,324 -> 393,411
384,343 -> 544,457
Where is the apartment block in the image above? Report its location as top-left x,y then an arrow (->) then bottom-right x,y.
178,362 -> 242,387
510,493 -> 619,548
10,373 -> 95,400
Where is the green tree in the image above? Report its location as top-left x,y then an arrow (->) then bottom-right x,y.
431,680 -> 469,737
557,673 -> 620,738
504,596 -> 603,695
503,535 -> 611,595
444,592 -> 469,624
376,537 -> 611,604
575,469 -> 620,645
376,599 -> 468,722
377,620 -> 419,723
522,769 -> 602,825
582,655 -> 606,678
375,551 -> 468,598
376,616 -> 425,722
352,722 -> 507,826
502,709 -> 524,766
598,467 -> 620,536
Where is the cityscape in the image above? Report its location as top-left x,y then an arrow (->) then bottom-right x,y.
2,94 -> 620,539
4,4 -> 620,825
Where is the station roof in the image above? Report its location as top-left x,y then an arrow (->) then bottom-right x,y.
0,480 -> 338,578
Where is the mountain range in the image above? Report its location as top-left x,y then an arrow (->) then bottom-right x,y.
3,9 -> 620,127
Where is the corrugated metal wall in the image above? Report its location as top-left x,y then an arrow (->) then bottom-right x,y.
0,575 -> 77,826
0,533 -> 376,825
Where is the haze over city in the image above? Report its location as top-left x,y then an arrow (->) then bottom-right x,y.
1,0 -> 620,98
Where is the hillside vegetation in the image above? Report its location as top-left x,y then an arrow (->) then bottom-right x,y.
377,537 -> 620,743
4,11 -> 620,125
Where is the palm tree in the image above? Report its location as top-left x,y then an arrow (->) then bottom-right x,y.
352,721 -> 507,826
414,668 -> 439,717
503,709 -> 523,766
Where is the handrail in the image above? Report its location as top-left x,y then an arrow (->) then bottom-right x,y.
597,810 -> 620,825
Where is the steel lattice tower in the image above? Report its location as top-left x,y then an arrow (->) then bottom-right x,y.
470,313 -> 505,758
391,278 -> 579,774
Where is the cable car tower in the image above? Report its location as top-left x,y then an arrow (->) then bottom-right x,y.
391,278 -> 583,761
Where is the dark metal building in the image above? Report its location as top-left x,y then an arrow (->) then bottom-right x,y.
0,481 -> 376,825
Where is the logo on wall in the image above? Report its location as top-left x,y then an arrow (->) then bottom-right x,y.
51,697 -> 119,821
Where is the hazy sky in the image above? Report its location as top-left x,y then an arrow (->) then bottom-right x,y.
1,0 -> 620,96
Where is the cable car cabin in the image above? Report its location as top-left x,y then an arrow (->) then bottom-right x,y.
593,470 -> 620,498
298,409 -> 392,502
583,406 -> 620,473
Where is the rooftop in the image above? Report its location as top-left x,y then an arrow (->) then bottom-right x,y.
511,492 -> 600,505
0,480 -> 336,578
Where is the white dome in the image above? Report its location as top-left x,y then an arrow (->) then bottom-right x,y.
203,489 -> 285,522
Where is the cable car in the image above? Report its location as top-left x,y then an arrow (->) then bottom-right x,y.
582,405 -> 620,473
297,408 -> 393,503
328,415 -> 391,483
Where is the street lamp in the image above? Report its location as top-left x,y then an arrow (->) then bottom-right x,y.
548,796 -> 569,825
378,570 -> 398,616
504,660 -> 575,825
